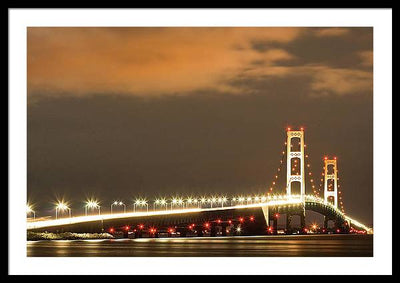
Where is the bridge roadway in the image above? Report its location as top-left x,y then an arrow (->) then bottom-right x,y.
27,195 -> 372,236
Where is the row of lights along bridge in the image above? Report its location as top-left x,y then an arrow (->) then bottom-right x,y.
27,194 -> 301,220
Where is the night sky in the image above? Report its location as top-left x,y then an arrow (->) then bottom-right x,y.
27,27 -> 373,225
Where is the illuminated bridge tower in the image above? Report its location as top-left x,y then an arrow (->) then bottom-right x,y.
286,128 -> 306,199
323,157 -> 338,208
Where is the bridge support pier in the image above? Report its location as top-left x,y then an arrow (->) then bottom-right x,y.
210,224 -> 217,237
300,212 -> 306,234
287,214 -> 293,234
324,216 -> 329,230
221,223 -> 227,236
268,216 -> 278,235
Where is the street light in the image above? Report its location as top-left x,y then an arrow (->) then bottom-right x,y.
210,197 -> 217,208
141,200 -> 149,212
217,197 -> 227,208
171,198 -> 178,210
111,201 -> 126,214
246,197 -> 252,205
26,204 -> 35,221
200,197 -> 207,208
160,199 -> 168,211
55,201 -> 71,220
177,198 -> 184,209
186,197 -> 193,209
85,199 -> 101,216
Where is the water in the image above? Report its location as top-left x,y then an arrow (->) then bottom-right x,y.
27,234 -> 372,257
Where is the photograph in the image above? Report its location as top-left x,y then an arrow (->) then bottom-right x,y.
7,8 -> 392,276
26,26 -> 373,257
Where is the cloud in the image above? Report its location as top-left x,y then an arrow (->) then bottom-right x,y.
28,27 -> 301,96
28,27 -> 372,99
358,50 -> 373,67
309,66 -> 373,96
314,28 -> 350,37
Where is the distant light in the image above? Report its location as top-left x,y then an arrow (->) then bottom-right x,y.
109,228 -> 114,233
239,217 -> 244,223
56,201 -> 69,211
274,213 -> 280,218
124,225 -> 130,230
249,216 -> 255,221
26,204 -> 34,214
85,199 -> 100,209
236,227 -> 241,232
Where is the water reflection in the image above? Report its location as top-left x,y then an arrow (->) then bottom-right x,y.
27,235 -> 372,257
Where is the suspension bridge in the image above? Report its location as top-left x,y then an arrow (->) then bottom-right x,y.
27,128 -> 372,237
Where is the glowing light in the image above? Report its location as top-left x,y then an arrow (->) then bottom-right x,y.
56,201 -> 69,211
249,216 -> 255,221
26,204 -> 34,214
85,199 -> 100,209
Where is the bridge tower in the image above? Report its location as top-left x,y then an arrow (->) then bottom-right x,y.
286,128 -> 306,199
323,157 -> 338,208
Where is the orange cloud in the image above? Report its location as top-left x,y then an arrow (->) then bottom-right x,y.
28,27 -> 302,96
358,50 -> 373,67
314,28 -> 350,37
